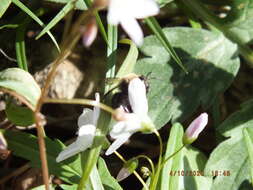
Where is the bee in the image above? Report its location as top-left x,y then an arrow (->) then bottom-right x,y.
107,73 -> 150,113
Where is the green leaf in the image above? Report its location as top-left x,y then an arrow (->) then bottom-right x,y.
134,27 -> 240,129
226,1 -> 253,45
159,123 -> 184,190
12,0 -> 60,51
221,0 -> 251,27
116,39 -> 138,78
205,99 -> 253,190
90,165 -> 105,190
45,0 -> 87,10
243,128 -> 253,185
1,129 -> 83,184
0,0 -> 11,18
98,158 -> 123,190
157,0 -> 174,7
159,123 -> 212,190
145,17 -> 187,73
0,68 -> 41,108
5,102 -> 34,126
60,184 -> 79,190
36,0 -> 75,40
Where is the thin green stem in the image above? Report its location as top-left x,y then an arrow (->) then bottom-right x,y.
114,151 -> 149,190
136,155 -> 155,175
161,145 -> 185,168
44,98 -> 116,115
149,129 -> 163,190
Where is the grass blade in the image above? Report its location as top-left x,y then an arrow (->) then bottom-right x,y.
36,0 -> 75,40
12,0 -> 60,51
83,0 -> 108,45
15,24 -> 28,71
145,17 -> 188,73
116,39 -> 138,77
0,0 -> 11,18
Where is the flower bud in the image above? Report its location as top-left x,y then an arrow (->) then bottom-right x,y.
116,158 -> 138,181
82,17 -> 98,47
0,132 -> 7,150
140,166 -> 150,178
183,113 -> 208,145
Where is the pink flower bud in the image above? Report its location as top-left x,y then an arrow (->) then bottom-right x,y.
116,158 -> 138,181
0,132 -> 7,150
183,113 -> 208,145
82,17 -> 98,47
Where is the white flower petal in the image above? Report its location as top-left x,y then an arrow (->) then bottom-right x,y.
56,142 -> 81,162
56,124 -> 96,162
120,17 -> 143,46
77,124 -> 96,148
107,0 -> 122,25
132,0 -> 159,19
105,133 -> 131,155
128,78 -> 148,115
92,93 -> 100,124
110,121 -> 126,138
110,113 -> 142,138
77,108 -> 93,127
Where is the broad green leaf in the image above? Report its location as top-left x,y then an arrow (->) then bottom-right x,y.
60,184 -> 79,190
36,0 -> 75,40
5,103 -> 34,126
0,0 -> 11,18
98,157 -> 123,190
45,0 -> 87,10
134,27 -> 240,129
227,0 -> 253,45
116,39 -> 138,78
221,0 -> 250,27
159,123 -> 212,190
1,129 -> 83,184
205,99 -> 253,190
12,0 -> 60,51
0,68 -> 41,108
243,128 -> 253,185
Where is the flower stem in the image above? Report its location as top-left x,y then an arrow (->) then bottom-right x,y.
161,145 -> 185,168
136,155 -> 155,175
44,98 -> 116,116
114,151 -> 149,190
149,129 -> 163,190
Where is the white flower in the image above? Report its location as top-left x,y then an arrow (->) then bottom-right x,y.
56,93 -> 100,162
107,0 -> 159,46
105,78 -> 154,155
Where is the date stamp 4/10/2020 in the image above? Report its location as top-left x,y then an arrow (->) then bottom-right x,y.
169,170 -> 231,177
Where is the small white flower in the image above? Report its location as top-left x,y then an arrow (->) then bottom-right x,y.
56,93 -> 100,162
107,0 -> 159,46
105,78 -> 154,155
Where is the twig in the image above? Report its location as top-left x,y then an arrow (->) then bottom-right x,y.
0,163 -> 30,184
